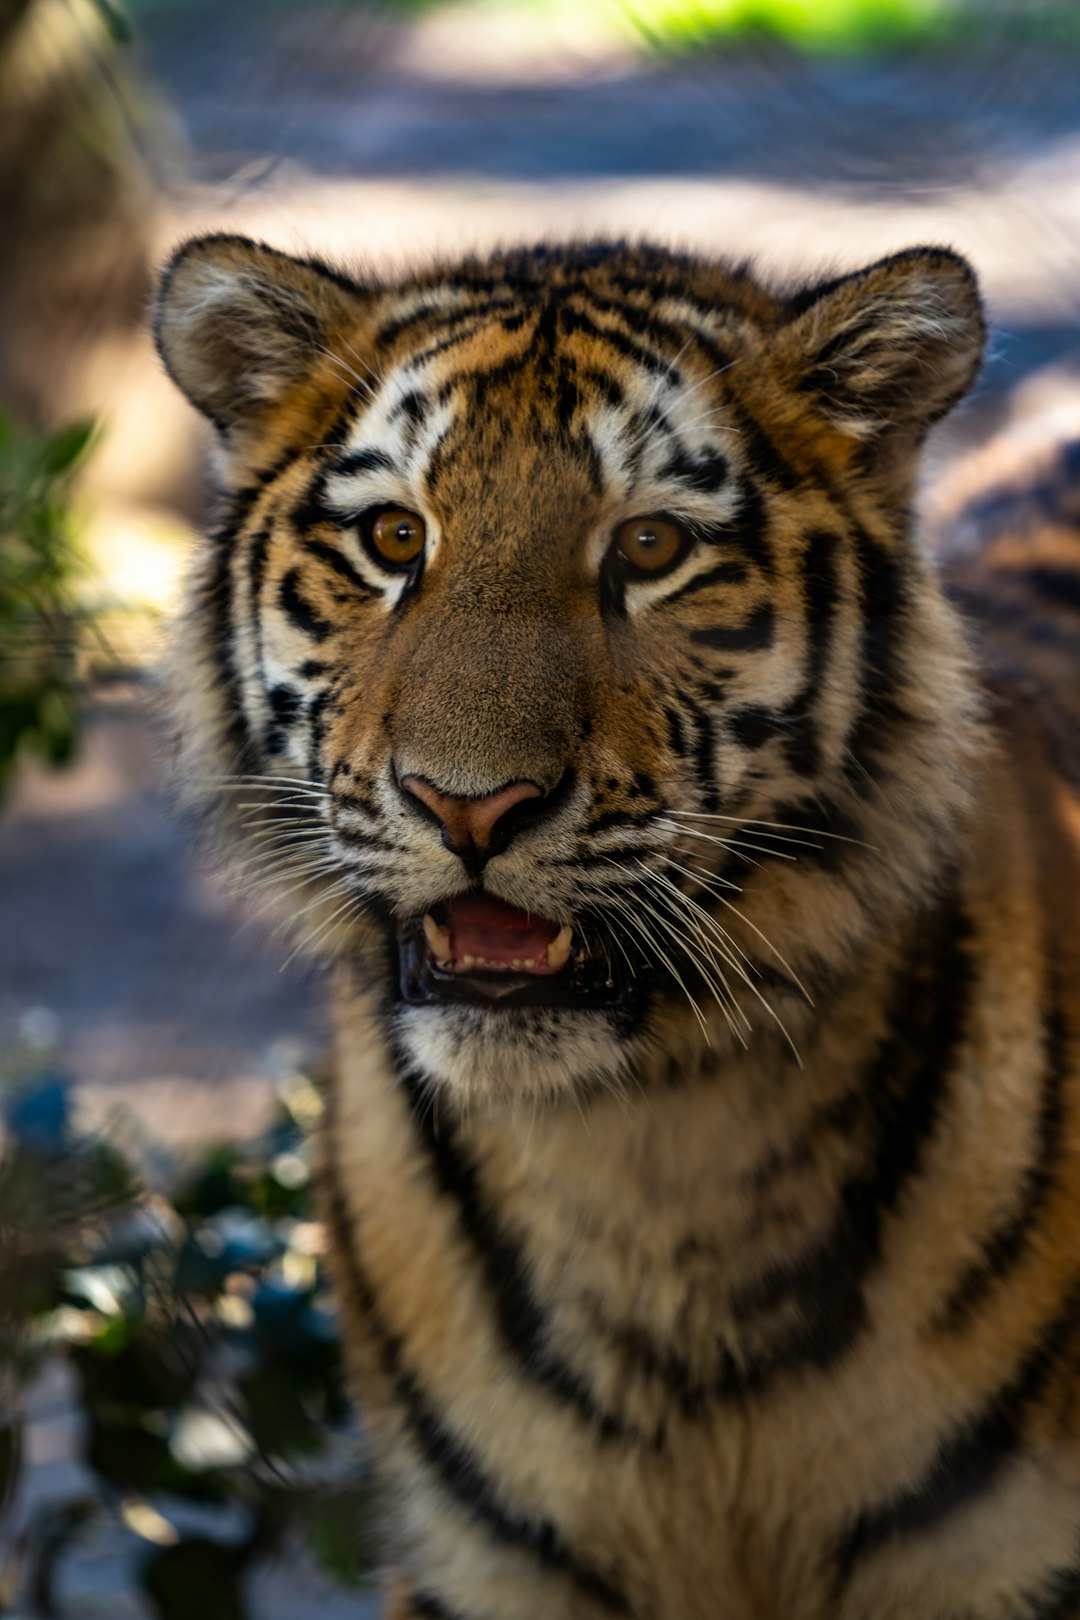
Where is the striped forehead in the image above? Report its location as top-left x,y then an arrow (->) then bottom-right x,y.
324,293 -> 746,515
322,355 -> 455,510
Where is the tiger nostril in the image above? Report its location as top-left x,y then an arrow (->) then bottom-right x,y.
396,772 -> 547,865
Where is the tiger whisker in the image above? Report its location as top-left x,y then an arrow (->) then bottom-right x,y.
639,863 -> 757,987
283,888 -> 368,968
640,881 -> 752,1044
661,855 -> 813,1008
602,888 -> 711,1042
657,819 -> 797,863
663,807 -> 869,845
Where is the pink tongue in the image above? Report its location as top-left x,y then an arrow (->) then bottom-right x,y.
445,895 -> 558,972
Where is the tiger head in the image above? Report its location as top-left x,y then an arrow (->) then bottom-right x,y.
156,235 -> 987,1106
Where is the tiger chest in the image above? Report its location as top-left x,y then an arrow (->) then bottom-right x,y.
324,1045 -> 846,1618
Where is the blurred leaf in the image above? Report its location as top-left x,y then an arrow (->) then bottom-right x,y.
88,0 -> 133,46
302,1482 -> 374,1590
0,1419 -> 22,1524
140,1535 -> 250,1620
38,420 -> 96,479
237,1360 -> 322,1459
0,411 -> 98,799
173,1147 -> 247,1220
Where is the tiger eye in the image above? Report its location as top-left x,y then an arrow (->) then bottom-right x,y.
370,509 -> 426,567
614,516 -> 687,575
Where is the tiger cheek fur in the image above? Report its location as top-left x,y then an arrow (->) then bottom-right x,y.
156,233 -> 1080,1619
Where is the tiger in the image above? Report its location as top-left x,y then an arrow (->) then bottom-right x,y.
154,231 -> 1080,1620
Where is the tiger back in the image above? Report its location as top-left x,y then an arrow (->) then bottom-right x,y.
155,233 -> 1080,1619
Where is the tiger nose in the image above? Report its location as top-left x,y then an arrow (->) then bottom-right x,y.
397,774 -> 543,866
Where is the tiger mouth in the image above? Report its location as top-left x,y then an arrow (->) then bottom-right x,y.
395,894 -> 636,1010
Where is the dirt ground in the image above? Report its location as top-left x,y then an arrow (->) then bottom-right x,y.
4,6 -> 1080,1613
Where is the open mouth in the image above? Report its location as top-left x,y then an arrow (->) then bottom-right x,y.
396,893 -> 637,1010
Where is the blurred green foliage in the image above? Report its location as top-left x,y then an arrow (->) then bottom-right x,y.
626,0 -> 1080,51
109,0 -> 1080,55
0,413 -> 96,801
0,1068 -> 372,1617
626,0 -> 950,51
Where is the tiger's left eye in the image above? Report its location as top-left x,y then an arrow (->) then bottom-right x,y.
613,516 -> 690,576
368,509 -> 427,568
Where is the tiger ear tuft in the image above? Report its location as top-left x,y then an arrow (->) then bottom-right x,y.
154,234 -> 366,434
784,247 -> 985,447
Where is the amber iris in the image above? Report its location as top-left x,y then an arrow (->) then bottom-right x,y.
614,516 -> 688,575
369,509 -> 426,567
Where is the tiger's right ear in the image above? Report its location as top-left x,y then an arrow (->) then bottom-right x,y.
154,234 -> 367,436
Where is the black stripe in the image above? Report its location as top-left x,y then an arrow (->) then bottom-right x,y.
659,447 -> 729,494
322,1102 -> 633,1615
578,366 -> 624,409
783,528 -> 840,777
557,305 -> 672,377
246,525 -> 272,747
203,454 -> 295,767
1021,565 -> 1080,616
333,447 -> 396,478
728,706 -> 787,749
585,808 -> 654,838
278,568 -> 332,641
409,1593 -> 474,1620
737,795 -> 860,874
690,604 -> 775,654
573,290 -> 707,360
333,788 -> 381,819
710,481 -> 773,574
265,682 -> 302,754
1021,1555 -> 1080,1620
302,538 -> 375,598
394,1067 -> 651,1448
844,522 -> 906,787
833,1276 -> 1080,1589
660,560 -> 750,606
723,397 -> 801,492
934,988 -> 1068,1331
377,296 -> 518,352
681,692 -> 720,810
306,690 -> 330,785
664,704 -> 688,760
729,887 -> 973,1373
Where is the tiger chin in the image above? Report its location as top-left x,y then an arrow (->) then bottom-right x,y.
156,232 -> 1080,1620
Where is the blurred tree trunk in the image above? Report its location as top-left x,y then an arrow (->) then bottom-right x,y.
0,0 -> 159,427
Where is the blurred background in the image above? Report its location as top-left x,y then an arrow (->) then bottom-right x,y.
2,0 -> 1080,1613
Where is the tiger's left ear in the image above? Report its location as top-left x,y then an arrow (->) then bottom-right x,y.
782,247 -> 985,451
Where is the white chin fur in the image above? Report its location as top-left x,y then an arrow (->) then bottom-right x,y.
392,1003 -> 636,1107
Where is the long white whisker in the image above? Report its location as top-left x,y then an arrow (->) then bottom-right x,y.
664,807 -> 867,844
603,888 -> 710,1042
640,881 -> 751,1044
661,855 -> 812,1008
284,889 -> 367,967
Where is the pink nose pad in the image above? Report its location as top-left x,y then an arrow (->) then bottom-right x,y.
399,776 -> 542,853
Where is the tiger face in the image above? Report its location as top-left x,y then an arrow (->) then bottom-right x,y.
156,235 -> 986,1105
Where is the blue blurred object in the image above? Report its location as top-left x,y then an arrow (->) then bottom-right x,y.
4,1072 -> 72,1156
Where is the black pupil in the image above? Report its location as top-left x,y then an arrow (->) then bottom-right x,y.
637,528 -> 658,550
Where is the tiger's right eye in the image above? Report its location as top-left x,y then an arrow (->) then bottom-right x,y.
367,509 -> 426,569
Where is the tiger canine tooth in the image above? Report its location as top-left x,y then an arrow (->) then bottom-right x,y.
546,925 -> 573,973
422,913 -> 452,962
